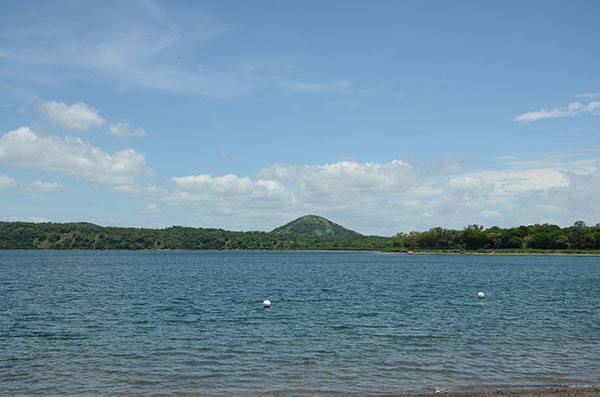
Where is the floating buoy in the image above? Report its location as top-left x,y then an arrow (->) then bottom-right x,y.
263,299 -> 271,308
477,291 -> 485,299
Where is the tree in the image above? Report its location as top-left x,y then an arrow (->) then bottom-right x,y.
569,220 -> 589,249
463,224 -> 488,250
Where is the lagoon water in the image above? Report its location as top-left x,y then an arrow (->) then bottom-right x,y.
1,251 -> 599,395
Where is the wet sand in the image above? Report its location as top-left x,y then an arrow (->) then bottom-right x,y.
383,388 -> 600,397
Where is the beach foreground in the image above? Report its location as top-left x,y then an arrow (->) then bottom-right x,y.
384,388 -> 600,397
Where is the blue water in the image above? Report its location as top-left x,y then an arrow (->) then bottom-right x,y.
1,251 -> 599,395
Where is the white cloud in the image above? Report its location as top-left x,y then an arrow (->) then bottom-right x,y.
111,183 -> 167,197
280,79 -> 351,93
21,181 -> 64,193
156,174 -> 296,229
171,174 -> 291,200
576,91 -> 600,98
446,176 -> 489,192
514,101 -> 600,123
444,176 -> 492,202
173,174 -> 254,194
0,174 -> 17,189
257,160 -> 419,194
0,126 -> 152,186
107,120 -> 147,138
38,101 -> 106,132
479,168 -> 569,194
6,216 -> 49,223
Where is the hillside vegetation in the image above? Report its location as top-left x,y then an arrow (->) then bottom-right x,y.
0,219 -> 388,251
271,215 -> 361,237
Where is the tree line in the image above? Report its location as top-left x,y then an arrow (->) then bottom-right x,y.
0,220 -> 599,252
0,222 -> 390,251
391,221 -> 600,252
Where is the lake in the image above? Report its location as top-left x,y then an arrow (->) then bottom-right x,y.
1,251 -> 599,395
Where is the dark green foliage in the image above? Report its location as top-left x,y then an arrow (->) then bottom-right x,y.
388,221 -> 600,252
527,230 -> 569,249
271,215 -> 362,237
463,224 -> 489,250
0,221 -> 389,251
1,219 -> 599,252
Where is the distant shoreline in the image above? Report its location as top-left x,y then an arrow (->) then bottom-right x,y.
2,219 -> 599,252
2,248 -> 600,257
382,250 -> 600,257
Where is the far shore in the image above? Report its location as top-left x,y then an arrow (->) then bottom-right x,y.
2,248 -> 600,256
381,387 -> 600,397
382,250 -> 600,257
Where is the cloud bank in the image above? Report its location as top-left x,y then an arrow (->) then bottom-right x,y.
130,155 -> 598,234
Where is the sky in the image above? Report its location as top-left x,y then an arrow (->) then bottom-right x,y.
1,0 -> 599,236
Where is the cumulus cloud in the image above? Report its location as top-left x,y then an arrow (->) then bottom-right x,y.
478,168 -> 569,194
445,176 -> 491,196
514,101 -> 600,123
258,160 -> 419,194
21,181 -> 64,193
171,174 -> 291,200
107,120 -> 147,138
173,174 -> 254,194
156,174 -> 296,228
38,101 -> 106,132
0,126 -> 152,186
0,174 -> 17,189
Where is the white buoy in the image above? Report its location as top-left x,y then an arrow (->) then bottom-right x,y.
477,291 -> 485,299
263,299 -> 271,308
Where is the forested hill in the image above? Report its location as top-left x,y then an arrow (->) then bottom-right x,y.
0,221 -> 389,251
271,215 -> 361,237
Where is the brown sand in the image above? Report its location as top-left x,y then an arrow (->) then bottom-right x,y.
381,388 -> 600,397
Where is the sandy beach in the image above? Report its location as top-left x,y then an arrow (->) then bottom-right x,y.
384,388 -> 600,397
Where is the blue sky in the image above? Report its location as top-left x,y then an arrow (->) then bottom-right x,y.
1,0 -> 599,235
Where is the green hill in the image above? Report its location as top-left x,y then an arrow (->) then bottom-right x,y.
271,215 -> 362,237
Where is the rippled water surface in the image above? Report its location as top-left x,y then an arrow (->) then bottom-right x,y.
1,251 -> 599,395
